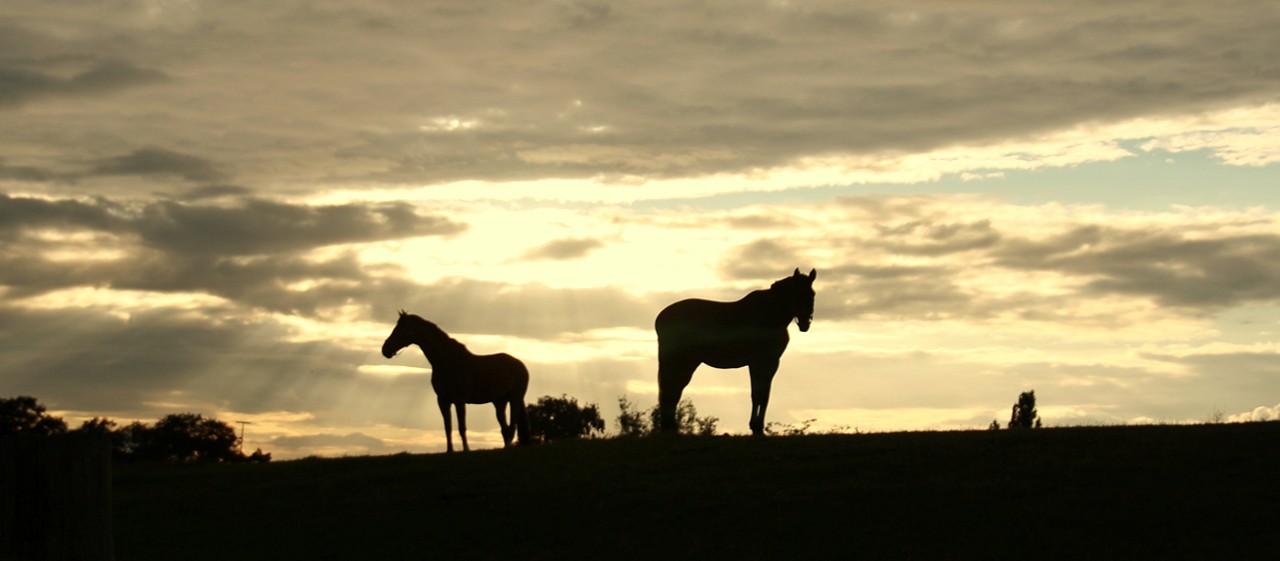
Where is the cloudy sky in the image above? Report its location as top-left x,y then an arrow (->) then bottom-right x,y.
4,0 -> 1280,457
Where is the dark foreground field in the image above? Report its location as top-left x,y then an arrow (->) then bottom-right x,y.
115,423 -> 1280,560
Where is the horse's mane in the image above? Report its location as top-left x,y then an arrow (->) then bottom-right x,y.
769,274 -> 804,291
403,314 -> 469,356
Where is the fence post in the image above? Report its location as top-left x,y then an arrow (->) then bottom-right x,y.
0,434 -> 113,561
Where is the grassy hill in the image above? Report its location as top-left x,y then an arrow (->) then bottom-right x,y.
114,423 -> 1280,560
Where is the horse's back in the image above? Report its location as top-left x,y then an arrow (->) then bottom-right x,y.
484,352 -> 529,389
656,297 -> 787,367
451,352 -> 528,404
656,298 -> 734,333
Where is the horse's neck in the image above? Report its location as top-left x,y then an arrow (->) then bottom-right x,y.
415,329 -> 471,369
741,289 -> 793,327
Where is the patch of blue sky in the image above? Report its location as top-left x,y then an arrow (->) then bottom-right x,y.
639,145 -> 1279,212
955,144 -> 1280,210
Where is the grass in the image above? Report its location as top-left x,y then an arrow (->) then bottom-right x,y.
113,422 -> 1280,560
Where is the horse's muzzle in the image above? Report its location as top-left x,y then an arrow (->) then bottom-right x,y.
797,319 -> 811,332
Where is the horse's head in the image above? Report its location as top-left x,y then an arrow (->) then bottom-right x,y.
382,310 -> 415,358
773,268 -> 817,332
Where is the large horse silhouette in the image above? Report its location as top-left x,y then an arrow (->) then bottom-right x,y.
381,311 -> 531,452
656,268 -> 816,436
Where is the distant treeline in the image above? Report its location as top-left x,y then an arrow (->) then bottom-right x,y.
0,393 -> 727,460
3,390 -> 1065,461
0,395 -> 270,463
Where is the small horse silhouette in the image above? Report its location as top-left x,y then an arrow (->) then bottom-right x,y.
381,311 -> 531,452
656,268 -> 816,436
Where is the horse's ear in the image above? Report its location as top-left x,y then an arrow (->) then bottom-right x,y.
398,309 -> 406,317
808,268 -> 817,281
793,267 -> 801,277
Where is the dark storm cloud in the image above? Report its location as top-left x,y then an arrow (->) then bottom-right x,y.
132,198 -> 464,255
5,1 -> 1280,193
871,219 -> 1002,256
0,159 -> 61,183
0,240 -> 367,310
0,194 -> 465,255
994,226 -> 1280,309
89,148 -> 227,183
0,59 -> 168,109
518,237 -> 604,261
721,200 -> 1280,322
2,147 -> 225,186
0,306 -> 365,416
178,184 -> 254,201
0,193 -> 125,239
0,23 -> 168,109
718,235 -> 982,320
0,193 -> 471,323
817,264 -> 983,321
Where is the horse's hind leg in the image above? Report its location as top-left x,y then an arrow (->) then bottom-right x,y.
658,352 -> 698,433
494,401 -> 515,447
511,399 -> 531,445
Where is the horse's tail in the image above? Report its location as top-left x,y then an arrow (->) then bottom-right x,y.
511,398 -> 532,445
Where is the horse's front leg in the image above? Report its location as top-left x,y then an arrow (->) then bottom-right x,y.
456,402 -> 470,452
748,359 -> 779,436
438,397 -> 455,453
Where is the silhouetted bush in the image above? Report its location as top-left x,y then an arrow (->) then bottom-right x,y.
766,418 -> 815,436
615,396 -> 718,436
653,399 -> 719,436
0,396 -> 69,436
245,448 -> 272,462
526,394 -> 605,442
616,396 -> 650,437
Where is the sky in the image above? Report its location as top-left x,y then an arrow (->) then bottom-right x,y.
3,0 -> 1280,458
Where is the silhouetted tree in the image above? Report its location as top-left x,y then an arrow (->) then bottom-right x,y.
1,402 -> 269,462
76,417 -> 117,434
73,417 -> 125,452
130,413 -> 244,462
526,394 -> 605,442
1008,390 -> 1041,429
115,421 -> 157,461
988,419 -> 1001,431
0,396 -> 68,436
